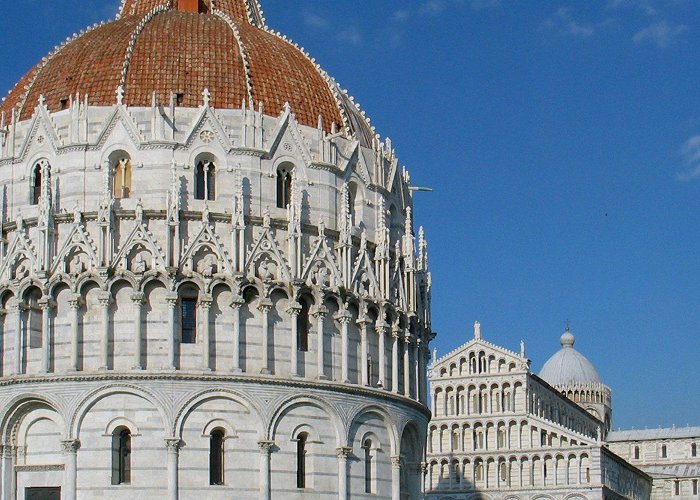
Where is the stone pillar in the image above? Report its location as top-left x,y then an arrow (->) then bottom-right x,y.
337,310 -> 351,383
166,293 -> 178,370
61,439 -> 80,500
258,441 -> 274,500
357,315 -> 370,386
258,299 -> 273,374
199,295 -> 213,371
391,455 -> 402,500
421,462 -> 428,496
12,304 -> 22,375
165,438 -> 181,500
336,447 -> 352,500
415,340 -> 423,403
313,305 -> 328,379
0,310 -> 4,377
68,295 -> 82,372
230,296 -> 244,372
131,293 -> 145,370
287,301 -> 301,377
2,445 -> 15,500
376,321 -> 388,388
38,296 -> 54,374
391,328 -> 400,394
403,335 -> 411,398
97,292 -> 111,370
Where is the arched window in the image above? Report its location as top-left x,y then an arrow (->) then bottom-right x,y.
181,286 -> 199,344
297,297 -> 311,352
692,443 -> 697,457
474,461 -> 483,482
296,432 -> 308,489
661,444 -> 667,458
634,445 -> 640,460
113,157 -> 132,199
195,160 -> 216,200
363,439 -> 374,494
209,428 -> 225,485
276,163 -> 293,208
348,182 -> 358,226
111,427 -> 131,485
30,161 -> 50,205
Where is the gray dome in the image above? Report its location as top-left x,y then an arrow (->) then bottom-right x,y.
539,330 -> 602,386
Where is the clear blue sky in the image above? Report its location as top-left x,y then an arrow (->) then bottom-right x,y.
2,0 -> 699,430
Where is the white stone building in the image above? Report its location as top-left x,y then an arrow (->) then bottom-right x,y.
608,427 -> 700,499
425,325 -> 653,500
0,1 -> 433,499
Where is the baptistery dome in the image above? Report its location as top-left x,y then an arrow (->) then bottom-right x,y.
0,1 -> 432,499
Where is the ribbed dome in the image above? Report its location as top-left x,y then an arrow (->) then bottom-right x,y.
0,0 -> 374,145
539,330 -> 602,386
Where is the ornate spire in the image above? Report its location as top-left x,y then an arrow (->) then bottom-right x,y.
338,183 -> 351,245
166,160 -> 180,225
376,196 -> 389,260
287,168 -> 301,233
232,167 -> 244,227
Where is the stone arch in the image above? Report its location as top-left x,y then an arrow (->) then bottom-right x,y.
268,395 -> 343,447
173,388 -> 264,438
70,384 -> 168,439
138,273 -> 171,293
0,394 -> 66,444
347,405 -> 399,455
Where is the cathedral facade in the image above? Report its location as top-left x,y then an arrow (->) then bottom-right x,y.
0,1 -> 432,499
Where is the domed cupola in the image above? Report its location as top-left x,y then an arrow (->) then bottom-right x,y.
539,328 -> 612,433
1,0 -> 375,146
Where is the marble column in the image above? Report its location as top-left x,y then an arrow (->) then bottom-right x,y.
12,304 -> 22,375
2,445 -> 15,500
337,310 -> 351,383
61,439 -> 80,500
165,293 -> 178,370
39,296 -> 54,373
391,455 -> 402,500
336,447 -> 352,500
230,295 -> 244,372
391,328 -> 400,394
415,340 -> 423,403
0,310 -> 4,377
258,299 -> 273,374
287,301 -> 301,377
165,438 -> 181,500
131,292 -> 145,370
375,321 -> 388,388
97,292 -> 111,370
403,335 -> 411,398
357,315 -> 370,386
199,295 -> 213,371
313,305 -> 328,379
258,441 -> 274,500
68,294 -> 82,372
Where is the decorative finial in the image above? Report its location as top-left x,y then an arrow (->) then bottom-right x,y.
474,321 -> 481,340
202,88 -> 211,107
520,340 -> 526,358
116,85 -> 124,105
38,94 -> 46,107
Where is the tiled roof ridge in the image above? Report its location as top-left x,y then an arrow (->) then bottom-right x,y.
10,21 -> 108,121
213,9 -> 255,109
119,6 -> 170,90
259,26 -> 376,145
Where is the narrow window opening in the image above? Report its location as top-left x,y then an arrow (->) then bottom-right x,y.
692,443 -> 697,457
662,444 -> 667,458
181,297 -> 197,344
296,432 -> 308,489
30,162 -> 49,205
634,445 -> 640,460
276,164 -> 293,208
675,480 -> 680,496
692,479 -> 697,495
113,157 -> 132,199
195,161 -> 215,200
297,298 -> 310,352
363,439 -> 373,494
111,427 -> 131,485
209,428 -> 225,485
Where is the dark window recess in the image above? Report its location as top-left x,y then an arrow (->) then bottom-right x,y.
210,429 -> 225,485
25,487 -> 61,500
296,433 -> 307,489
111,428 -> 131,485
297,300 -> 310,352
181,298 -> 197,344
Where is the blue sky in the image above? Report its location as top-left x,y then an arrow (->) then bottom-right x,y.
2,0 -> 699,430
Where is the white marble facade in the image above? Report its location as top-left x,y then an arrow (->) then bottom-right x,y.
0,47 -> 432,500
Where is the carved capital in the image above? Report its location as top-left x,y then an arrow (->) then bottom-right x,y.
165,292 -> 179,308
311,304 -> 328,319
97,291 -> 112,308
257,298 -> 273,314
229,295 -> 245,310
61,439 -> 81,454
336,310 -> 352,325
164,438 -> 181,453
356,314 -> 372,328
391,455 -> 402,469
199,294 -> 213,311
257,440 -> 275,454
375,320 -> 389,335
67,293 -> 83,310
286,301 -> 302,316
336,446 -> 352,459
38,296 -> 55,311
130,292 -> 146,305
